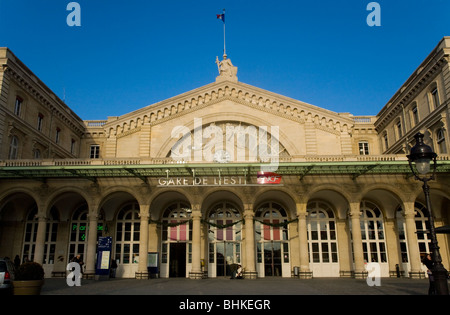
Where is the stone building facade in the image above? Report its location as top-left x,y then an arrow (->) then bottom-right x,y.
0,39 -> 449,279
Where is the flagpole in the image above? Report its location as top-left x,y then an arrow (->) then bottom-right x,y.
223,9 -> 226,57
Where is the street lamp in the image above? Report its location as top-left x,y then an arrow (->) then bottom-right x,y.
407,132 -> 449,295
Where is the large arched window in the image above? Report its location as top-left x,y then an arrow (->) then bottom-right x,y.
208,202 -> 242,277
208,202 -> 242,242
360,201 -> 387,263
255,202 -> 289,277
395,206 -> 408,263
69,204 -> 88,262
307,201 -> 338,264
44,207 -> 59,265
414,202 -> 432,259
396,202 -> 432,263
22,207 -> 38,263
69,204 -> 104,263
162,202 -> 192,243
115,202 -> 140,265
255,202 -> 288,242
22,206 -> 59,264
160,202 -> 192,278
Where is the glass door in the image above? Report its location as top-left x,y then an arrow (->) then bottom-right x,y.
255,202 -> 290,277
215,242 -> 240,277
207,202 -> 242,278
264,242 -> 282,276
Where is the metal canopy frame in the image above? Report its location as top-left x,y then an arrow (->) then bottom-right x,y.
0,160 -> 449,183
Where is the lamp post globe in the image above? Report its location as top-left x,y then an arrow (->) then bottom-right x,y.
407,133 -> 448,295
407,133 -> 437,176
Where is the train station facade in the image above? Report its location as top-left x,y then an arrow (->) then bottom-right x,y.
0,38 -> 449,279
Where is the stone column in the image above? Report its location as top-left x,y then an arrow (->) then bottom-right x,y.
138,210 -> 149,275
33,213 -> 47,265
148,221 -> 158,252
349,202 -> 365,278
385,218 -> 400,274
296,203 -> 310,275
243,206 -> 257,278
189,208 -> 203,279
85,213 -> 99,274
403,202 -> 422,278
336,218 -> 352,275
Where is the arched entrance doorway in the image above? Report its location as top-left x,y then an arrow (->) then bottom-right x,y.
359,200 -> 388,276
207,201 -> 242,278
306,201 -> 339,277
255,202 -> 290,277
115,202 -> 140,278
160,202 -> 192,278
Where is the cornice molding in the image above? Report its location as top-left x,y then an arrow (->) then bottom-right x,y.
375,44 -> 449,131
4,63 -> 86,136
101,80 -> 356,139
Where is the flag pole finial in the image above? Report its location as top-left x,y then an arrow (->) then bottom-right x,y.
217,9 -> 226,57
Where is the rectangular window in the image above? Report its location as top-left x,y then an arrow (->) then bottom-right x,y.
431,88 -> 440,108
383,134 -> 389,150
412,106 -> 419,126
257,243 -> 262,263
90,145 -> 100,159
358,141 -> 369,155
71,139 -> 76,154
37,113 -> 44,131
9,136 -> 19,159
115,244 -> 121,263
437,129 -> 447,154
396,121 -> 402,139
55,128 -> 61,144
14,97 -> 22,116
188,243 -> 192,264
209,243 -> 215,263
283,243 -> 289,263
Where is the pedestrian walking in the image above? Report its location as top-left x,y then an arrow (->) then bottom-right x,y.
422,254 -> 435,295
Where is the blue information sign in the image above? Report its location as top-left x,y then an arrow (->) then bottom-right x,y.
96,237 -> 112,276
147,252 -> 159,278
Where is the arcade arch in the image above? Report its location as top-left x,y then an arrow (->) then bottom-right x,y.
149,190 -> 192,278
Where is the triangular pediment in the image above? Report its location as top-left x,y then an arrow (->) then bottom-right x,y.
102,79 -> 354,138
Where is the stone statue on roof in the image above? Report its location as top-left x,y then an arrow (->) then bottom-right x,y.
215,54 -> 238,82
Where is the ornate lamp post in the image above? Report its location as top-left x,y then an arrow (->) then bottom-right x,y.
407,132 -> 449,295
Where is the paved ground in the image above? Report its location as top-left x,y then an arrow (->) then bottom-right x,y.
41,276 -> 433,295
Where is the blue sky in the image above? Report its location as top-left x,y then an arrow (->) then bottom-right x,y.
0,0 -> 449,120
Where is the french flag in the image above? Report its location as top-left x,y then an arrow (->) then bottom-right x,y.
217,13 -> 225,23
